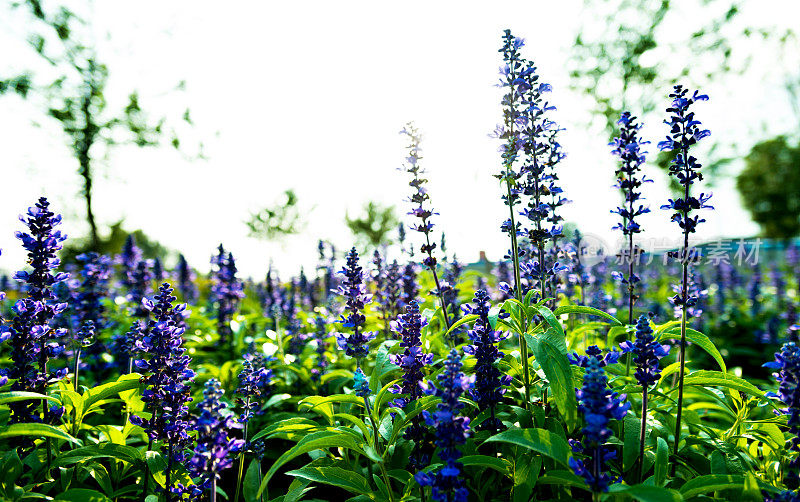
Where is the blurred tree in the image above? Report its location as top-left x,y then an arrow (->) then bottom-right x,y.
736,137 -> 800,240
246,189 -> 304,241
346,201 -> 398,250
0,1 -> 197,249
61,221 -> 170,265
568,0 -> 793,188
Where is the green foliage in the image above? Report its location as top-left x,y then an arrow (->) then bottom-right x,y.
246,189 -> 305,241
736,136 -> 800,239
345,201 -> 398,250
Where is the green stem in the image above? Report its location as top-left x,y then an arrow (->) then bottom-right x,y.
638,386 -> 648,483
363,395 -> 394,502
505,181 -> 531,411
235,416 -> 249,502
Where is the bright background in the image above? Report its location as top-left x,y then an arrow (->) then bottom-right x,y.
1,1 -> 798,276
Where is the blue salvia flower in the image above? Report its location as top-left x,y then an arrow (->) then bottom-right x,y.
70,320 -> 95,390
397,222 -> 407,254
353,367 -> 370,397
236,356 -> 273,424
71,252 -> 111,372
764,343 -> 800,490
659,86 -> 711,459
390,300 -> 434,471
0,197 -> 69,423
311,315 -> 331,382
130,283 -> 195,452
110,320 -> 144,374
401,122 -> 452,330
569,356 -> 630,494
391,300 -> 432,408
71,252 -> 111,328
415,349 -> 472,502
514,59 -> 564,302
659,86 -> 713,245
175,254 -> 198,303
569,345 -> 622,368
372,250 -> 391,336
441,257 -> 464,343
620,315 -> 670,387
765,491 -> 800,502
188,379 -> 245,499
463,290 -> 511,433
152,257 -> 165,282
285,283 -> 309,356
611,112 -> 651,321
772,265 -> 787,308
749,266 -> 763,317
117,235 -> 153,318
400,262 -> 419,309
384,260 -> 403,326
493,260 -> 515,302
334,247 -> 374,365
494,30 -> 526,298
211,245 -> 245,353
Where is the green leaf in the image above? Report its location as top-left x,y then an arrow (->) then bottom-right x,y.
444,314 -> 478,337
552,305 -> 622,326
624,416 -> 641,472
257,430 -> 366,498
0,391 -> 61,406
461,455 -> 512,475
609,484 -> 683,502
53,489 -> 112,502
83,373 -> 142,410
484,428 -> 572,468
0,448 -> 22,486
0,423 -> 80,445
286,466 -> 372,498
654,437 -> 669,486
283,477 -> 313,502
660,327 -> 726,373
679,474 -> 745,499
535,470 -> 589,490
682,371 -> 765,398
243,458 -> 261,502
53,443 -> 143,467
528,337 -> 578,430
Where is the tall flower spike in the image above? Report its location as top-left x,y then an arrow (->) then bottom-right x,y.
72,252 -> 111,372
658,85 -> 711,465
390,300 -> 434,471
311,315 -> 330,383
517,57 -> 562,302
1,197 -> 69,424
463,290 -> 511,432
391,300 -> 432,408
569,344 -> 622,368
188,379 -> 245,499
764,343 -> 800,490
236,356 -> 273,424
620,315 -> 670,388
415,349 -> 472,502
334,247 -> 374,364
130,283 -> 195,450
211,245 -> 245,356
570,356 -> 630,494
620,314 -> 669,481
117,235 -> 153,319
611,112 -> 651,325
175,254 -> 198,303
400,122 -> 452,331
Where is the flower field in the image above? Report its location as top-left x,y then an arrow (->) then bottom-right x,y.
2,29 -> 799,502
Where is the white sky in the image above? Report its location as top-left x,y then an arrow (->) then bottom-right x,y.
1,1 -> 798,278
